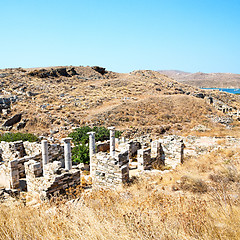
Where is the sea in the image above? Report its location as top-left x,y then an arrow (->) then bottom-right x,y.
202,88 -> 240,94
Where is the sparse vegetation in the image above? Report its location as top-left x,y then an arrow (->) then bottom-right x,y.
0,132 -> 38,142
0,170 -> 240,240
2,66 -> 240,138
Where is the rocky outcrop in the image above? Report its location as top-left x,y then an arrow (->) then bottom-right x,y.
0,95 -> 17,111
92,66 -> 107,75
2,114 -> 22,127
28,67 -> 78,78
16,120 -> 27,130
192,92 -> 205,99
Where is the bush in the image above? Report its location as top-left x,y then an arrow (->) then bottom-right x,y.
0,132 -> 38,142
72,144 -> 89,164
69,126 -> 92,145
69,126 -> 122,145
69,126 -> 122,164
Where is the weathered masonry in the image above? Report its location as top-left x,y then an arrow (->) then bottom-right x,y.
0,139 -> 81,198
89,130 -> 185,189
90,127 -> 130,189
0,129 -> 185,194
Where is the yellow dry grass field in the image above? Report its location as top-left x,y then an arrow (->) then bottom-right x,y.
0,146 -> 239,239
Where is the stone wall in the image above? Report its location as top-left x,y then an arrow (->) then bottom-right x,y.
0,141 -> 26,162
25,160 -> 80,198
137,140 -> 165,171
161,136 -> 185,168
17,156 -> 40,178
9,159 -> 20,189
137,148 -> 151,170
137,137 -> 184,170
151,140 -> 165,165
0,133 -> 185,194
0,141 -> 64,163
43,168 -> 80,198
0,141 -> 65,190
92,150 -> 129,189
0,163 -> 9,188
127,140 -> 141,159
0,141 -> 64,179
23,142 -> 41,156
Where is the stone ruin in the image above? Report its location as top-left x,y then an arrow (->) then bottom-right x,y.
0,127 -> 185,198
88,128 -> 130,189
205,96 -> 240,118
88,129 -> 185,189
0,138 -> 80,199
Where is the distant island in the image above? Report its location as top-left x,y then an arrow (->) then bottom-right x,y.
158,70 -> 240,88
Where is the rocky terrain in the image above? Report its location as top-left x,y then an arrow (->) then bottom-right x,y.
158,70 -> 240,88
1,66 -> 240,139
1,66 -> 240,240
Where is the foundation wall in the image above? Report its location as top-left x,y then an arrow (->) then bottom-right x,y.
92,150 -> 129,189
25,160 -> 80,197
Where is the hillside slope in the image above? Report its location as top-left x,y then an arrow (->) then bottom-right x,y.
0,66 -> 240,138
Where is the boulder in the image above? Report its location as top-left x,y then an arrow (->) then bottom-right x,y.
192,92 -> 205,99
92,66 -> 106,75
67,67 -> 78,76
53,68 -> 70,77
2,114 -> 22,127
16,121 -> 26,130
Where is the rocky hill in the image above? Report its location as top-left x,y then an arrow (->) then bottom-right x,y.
158,70 -> 240,88
1,67 -> 240,240
1,66 -> 240,139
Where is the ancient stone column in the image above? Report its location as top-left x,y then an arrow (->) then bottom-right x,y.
62,138 -> 72,171
108,127 -> 115,157
41,140 -> 49,166
87,132 -> 96,175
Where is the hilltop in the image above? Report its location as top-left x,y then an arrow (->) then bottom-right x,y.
1,66 -> 240,139
158,70 -> 240,88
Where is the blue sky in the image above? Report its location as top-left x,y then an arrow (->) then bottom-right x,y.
0,0 -> 240,73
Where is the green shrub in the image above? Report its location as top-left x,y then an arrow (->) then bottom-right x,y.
69,126 -> 92,145
69,126 -> 122,145
72,144 -> 89,164
69,126 -> 122,164
0,132 -> 39,142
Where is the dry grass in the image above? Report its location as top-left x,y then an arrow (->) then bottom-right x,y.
1,66 -> 234,138
1,153 -> 240,240
0,183 -> 238,240
0,135 -> 239,240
